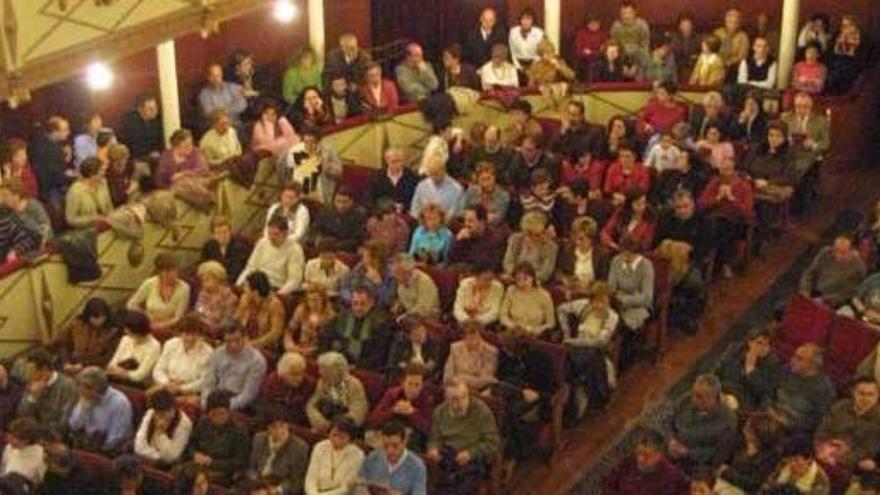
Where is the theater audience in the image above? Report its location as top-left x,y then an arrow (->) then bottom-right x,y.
119,93 -> 163,159
696,123 -> 735,171
201,322 -> 268,412
358,419 -> 427,494
73,113 -> 107,167
134,390 -> 192,465
292,87 -> 334,129
367,148 -> 418,212
396,42 -> 439,103
0,180 -> 52,253
738,36 -> 778,90
526,39 -> 576,91
199,109 -> 242,168
770,343 -> 835,432
360,63 -> 399,113
193,261 -> 238,330
641,83 -> 688,136
323,32 -> 372,90
251,100 -> 298,158
1,417 -> 46,485
312,187 -> 366,252
201,215 -> 251,283
151,319 -> 213,403
198,64 -> 247,129
65,157 -> 113,229
16,349 -> 77,435
453,262 -> 504,326
799,234 -> 867,308
698,155 -> 754,278
508,8 -> 544,71
574,14 -> 608,79
0,365 -> 21,432
601,189 -> 656,252
127,253 -> 190,334
735,91 -> 769,144
183,390 -> 250,484
672,15 -> 701,80
386,318 -> 441,379
368,364 -> 435,450
799,14 -> 832,52
480,44 -> 520,90
610,1 -> 650,60
503,211 -> 559,284
408,203 -> 452,266
641,37 -> 677,85
366,199 -> 412,257
106,310 -> 161,386
304,418 -> 364,495
306,352 -> 368,430
339,240 -> 395,308
689,91 -> 735,141
2,139 -> 39,199
713,412 -> 783,494
156,129 -> 213,205
499,263 -> 555,338
592,40 -> 628,83
718,328 -> 783,411
689,35 -> 726,87
792,42 -> 828,95
320,285 -> 392,371
609,234 -> 655,367
259,351 -> 316,426
327,73 -> 364,123
841,271 -> 880,326
239,216 -> 305,296
603,145 -> 651,204
668,374 -> 737,468
656,189 -> 714,263
285,284 -> 336,355
247,411 -> 309,494
29,116 -> 70,207
763,437 -> 831,495
68,366 -> 133,454
603,428 -> 689,495
464,7 -> 506,67
815,376 -> 880,471
714,9 -> 750,77
781,92 -> 830,157
448,203 -> 508,267
443,322 -> 498,393
391,254 -> 440,320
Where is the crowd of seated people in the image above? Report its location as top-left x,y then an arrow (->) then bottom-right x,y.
0,3 -> 873,495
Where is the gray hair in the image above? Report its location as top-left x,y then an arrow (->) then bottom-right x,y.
317,351 -> 350,374
694,373 -> 722,396
277,351 -> 306,375
77,366 -> 109,394
384,147 -> 405,161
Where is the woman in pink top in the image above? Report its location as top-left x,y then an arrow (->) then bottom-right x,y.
791,41 -> 827,94
695,123 -> 734,170
250,100 -> 299,157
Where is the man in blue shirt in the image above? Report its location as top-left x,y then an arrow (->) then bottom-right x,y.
201,322 -> 268,411
198,63 -> 248,129
357,420 -> 427,495
67,366 -> 133,454
409,158 -> 463,219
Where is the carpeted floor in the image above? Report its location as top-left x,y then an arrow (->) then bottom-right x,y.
570,210 -> 864,494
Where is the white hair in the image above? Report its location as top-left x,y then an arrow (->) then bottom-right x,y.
277,351 -> 306,375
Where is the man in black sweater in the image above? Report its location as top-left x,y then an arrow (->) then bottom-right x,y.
118,92 -> 163,160
28,116 -> 70,207
655,189 -> 714,263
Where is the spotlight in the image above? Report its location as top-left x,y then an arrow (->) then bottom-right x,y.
85,62 -> 113,91
272,0 -> 297,23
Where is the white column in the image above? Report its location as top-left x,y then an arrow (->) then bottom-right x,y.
777,0 -> 801,89
544,0 -> 561,51
155,40 -> 181,146
308,0 -> 325,62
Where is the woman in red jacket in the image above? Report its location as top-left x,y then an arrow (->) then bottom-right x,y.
603,145 -> 651,206
601,188 -> 656,252
698,155 -> 754,277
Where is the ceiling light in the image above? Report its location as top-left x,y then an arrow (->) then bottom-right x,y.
85,62 -> 113,91
273,0 -> 298,23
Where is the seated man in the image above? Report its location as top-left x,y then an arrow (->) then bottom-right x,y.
320,286 -> 393,371
259,351 -> 316,426
815,376 -> 880,471
780,92 -> 830,158
737,36 -> 777,90
502,99 -> 542,148
0,180 -> 52,251
265,182 -> 310,245
198,63 -> 247,129
717,328 -> 783,411
508,133 -> 562,191
410,157 -> 463,220
67,367 -> 133,454
426,378 -> 500,494
16,349 -> 78,437
453,262 -> 505,326
304,418 -> 365,495
182,391 -> 250,485
464,129 -> 513,190
655,189 -> 714,263
201,322 -> 268,412
391,254 -> 440,321
668,374 -> 737,469
357,420 -> 428,495
201,215 -> 251,283
395,42 -> 439,102
312,187 -> 366,252
443,322 -> 498,393
551,100 -> 604,161
798,234 -> 866,308
770,343 -> 835,432
303,239 -> 350,297
151,320 -> 214,406
456,164 -> 511,226
386,318 -> 442,379
448,205 -> 509,270
306,352 -> 368,432
248,411 -> 310,495
368,363 -> 436,450
602,428 -> 689,495
608,234 -> 655,369
237,215 -> 305,296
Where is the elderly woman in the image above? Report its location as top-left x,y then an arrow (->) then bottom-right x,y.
499,263 -> 555,339
284,285 -> 336,357
600,188 -> 656,253
260,351 -> 316,426
609,234 -> 655,369
305,352 -> 368,432
251,100 -> 299,158
150,316 -> 213,404
558,281 -> 619,413
127,253 -> 191,336
339,240 -> 396,308
199,109 -> 242,168
193,260 -> 238,332
503,211 -> 559,284
53,297 -> 120,373
106,311 -> 161,386
134,390 -> 193,466
409,202 -> 453,265
235,271 -> 286,351
65,157 -> 113,229
480,43 -> 519,90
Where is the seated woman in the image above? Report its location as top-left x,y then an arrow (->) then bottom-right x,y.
387,317 -> 442,379
599,116 -> 633,162
339,240 -> 395,308
608,235 -> 655,369
283,285 -> 336,357
105,144 -> 137,207
106,310 -> 161,386
236,271 -> 286,351
745,121 -> 799,244
282,48 -> 322,106
827,15 -> 868,95
792,41 -> 828,95
713,412 -> 782,494
557,281 -> 619,413
640,82 -> 688,136
305,352 -> 368,432
502,211 -> 559,285
499,263 -> 556,339
409,202 -> 453,266
763,438 -> 831,495
689,34 -> 725,87
304,418 -> 365,495
52,297 -> 120,373
127,253 -> 191,337
359,62 -> 400,113
603,145 -> 651,206
650,150 -> 711,209
695,123 -> 735,170
199,109 -> 242,169
150,317 -> 213,405
2,139 -> 39,198
65,157 -> 113,229
591,40 -> 631,83
560,148 -> 606,193
443,321 -> 498,392
133,390 -> 193,466
557,217 -> 611,297
251,100 -> 299,159
479,43 -> 519,91
1,417 -> 46,486
735,91 -> 769,144
157,129 -> 216,209
698,156 -> 755,278
193,260 -> 238,333
518,168 -> 561,226
453,262 -> 505,326
260,351 -> 316,426
601,189 -> 656,252
291,86 -> 333,129
526,39 -> 575,104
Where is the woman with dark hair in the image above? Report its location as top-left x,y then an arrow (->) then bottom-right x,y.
291,86 -> 333,129
745,121 -> 798,190
65,157 -> 114,229
53,297 -> 121,372
134,390 -> 193,466
591,40 -> 627,83
1,417 -> 46,485
499,262 -> 555,339
106,310 -> 161,385
599,115 -> 632,161
251,100 -> 299,158
792,42 -> 827,95
600,188 -> 656,252
603,145 -> 651,205
2,139 -> 39,198
127,252 -> 191,336
798,13 -> 831,53
441,43 -> 481,91
339,240 -> 395,308
695,123 -> 735,170
156,129 -> 209,189
735,91 -> 769,144
235,271 -> 286,350
640,82 -> 687,136
715,412 -> 783,493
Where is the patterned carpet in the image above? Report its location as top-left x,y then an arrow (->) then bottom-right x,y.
571,210 -> 863,494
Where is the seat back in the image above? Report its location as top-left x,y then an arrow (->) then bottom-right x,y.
825,315 -> 880,389
527,339 -> 567,389
351,368 -> 387,405
421,265 -> 461,313
773,294 -> 835,360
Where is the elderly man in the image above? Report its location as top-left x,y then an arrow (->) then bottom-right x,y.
323,32 -> 372,90
603,428 -> 689,495
119,92 -> 163,159
248,410 -> 310,495
395,43 -> 439,103
781,92 -> 831,156
718,328 -> 783,411
185,391 -> 250,484
409,157 -> 462,219
67,367 -> 133,454
464,7 -> 507,66
320,286 -> 393,371
799,234 -> 867,308
238,215 -> 305,296
816,376 -> 880,470
771,343 -> 835,432
668,374 -> 737,468
688,91 -> 735,141
367,147 -> 419,211
16,349 -> 78,436
357,420 -> 427,495
443,322 -> 498,393
426,378 -> 500,494
391,254 -> 440,321
259,351 -> 316,426
609,1 -> 651,60
368,364 -> 436,450
198,63 -> 247,128
201,322 -> 268,412
737,36 -> 778,90
655,189 -> 714,263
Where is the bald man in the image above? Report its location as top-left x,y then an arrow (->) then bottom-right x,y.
772,343 -> 835,432
464,7 -> 508,66
395,42 -> 439,102
323,32 -> 373,90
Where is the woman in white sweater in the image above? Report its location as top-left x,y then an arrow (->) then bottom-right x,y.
106,310 -> 161,385
0,417 -> 46,485
134,390 -> 193,465
304,418 -> 364,495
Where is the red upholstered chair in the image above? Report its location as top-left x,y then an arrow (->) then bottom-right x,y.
421,265 -> 461,314
535,117 -> 561,139
825,315 -> 880,389
350,368 -> 387,405
342,164 -> 377,205
526,338 -> 570,455
773,294 -> 835,360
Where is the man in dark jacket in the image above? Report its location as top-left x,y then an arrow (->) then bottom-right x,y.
28,116 -> 70,206
183,391 -> 250,485
603,428 -> 689,495
200,215 -> 252,282
655,189 -> 715,263
320,286 -> 393,371
248,413 -> 310,494
118,93 -> 164,159
312,187 -> 367,252
323,33 -> 372,90
718,328 -> 783,411
463,7 -> 507,66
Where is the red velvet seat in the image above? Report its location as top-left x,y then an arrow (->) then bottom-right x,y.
773,294 -> 835,360
350,368 -> 387,405
825,315 -> 880,389
342,164 -> 377,205
526,339 -> 569,455
644,256 -> 672,359
421,265 -> 461,313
